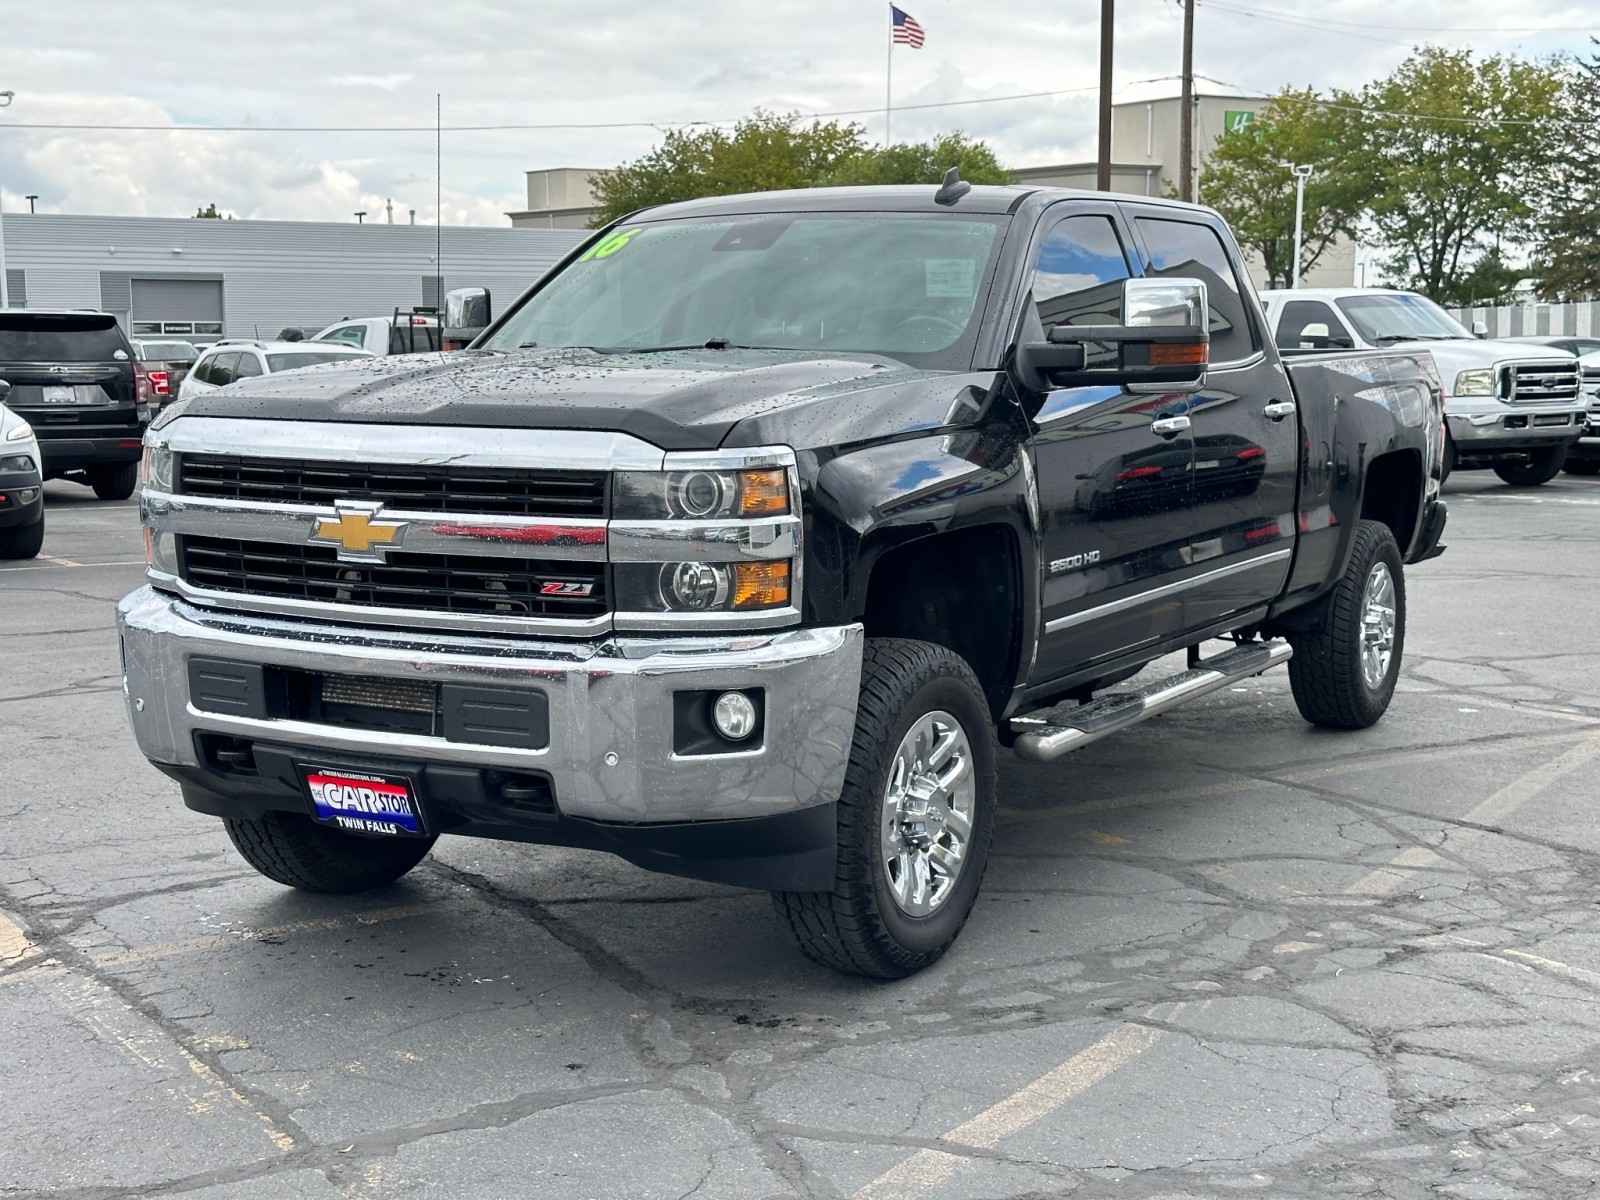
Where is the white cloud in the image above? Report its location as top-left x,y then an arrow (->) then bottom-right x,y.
0,0 -> 1593,225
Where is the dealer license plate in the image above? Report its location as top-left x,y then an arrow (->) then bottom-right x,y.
302,765 -> 426,837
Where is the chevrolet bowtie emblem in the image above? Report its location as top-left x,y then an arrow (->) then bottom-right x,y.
311,501 -> 408,562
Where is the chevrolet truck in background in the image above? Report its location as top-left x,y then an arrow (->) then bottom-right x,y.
1261,287 -> 1583,486
118,183 -> 1446,978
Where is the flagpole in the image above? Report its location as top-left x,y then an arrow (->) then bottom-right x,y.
885,6 -> 892,147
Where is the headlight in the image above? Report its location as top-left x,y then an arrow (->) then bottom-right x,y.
4,422 -> 31,442
615,469 -> 790,519
140,442 -> 174,492
1453,369 -> 1497,397
615,560 -> 792,614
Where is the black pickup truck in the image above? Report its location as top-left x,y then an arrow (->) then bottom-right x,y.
118,181 -> 1446,978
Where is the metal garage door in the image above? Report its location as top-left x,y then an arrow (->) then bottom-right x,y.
131,278 -> 224,341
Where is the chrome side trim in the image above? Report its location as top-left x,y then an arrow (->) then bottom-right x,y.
614,605 -> 803,633
145,491 -> 609,562
1043,548 -> 1292,635
153,416 -> 668,472
608,516 -> 800,563
661,446 -> 798,472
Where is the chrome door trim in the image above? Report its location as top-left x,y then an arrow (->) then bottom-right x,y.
1043,548 -> 1292,635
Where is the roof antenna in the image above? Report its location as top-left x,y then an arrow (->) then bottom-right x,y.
934,166 -> 971,206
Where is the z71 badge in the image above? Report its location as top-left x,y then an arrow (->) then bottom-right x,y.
538,581 -> 595,596
1049,551 -> 1102,574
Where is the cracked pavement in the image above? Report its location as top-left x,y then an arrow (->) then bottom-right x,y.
2,473 -> 1599,1198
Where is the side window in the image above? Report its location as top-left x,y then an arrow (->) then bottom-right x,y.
321,325 -> 366,347
234,352 -> 264,378
192,354 -> 218,385
210,353 -> 240,386
1030,214 -> 1132,335
1134,218 -> 1259,363
1274,300 -> 1354,350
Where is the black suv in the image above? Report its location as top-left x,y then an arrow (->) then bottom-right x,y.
0,310 -> 149,500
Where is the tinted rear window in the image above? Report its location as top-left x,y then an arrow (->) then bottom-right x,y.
0,313 -> 128,362
266,352 -> 366,372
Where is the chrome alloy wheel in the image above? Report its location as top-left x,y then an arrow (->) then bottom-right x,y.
1360,561 -> 1398,689
879,710 -> 976,918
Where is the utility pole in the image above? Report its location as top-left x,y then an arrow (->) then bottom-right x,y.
0,89 -> 13,310
354,211 -> 367,224
25,195 -> 37,213
1097,0 -> 1114,191
1178,0 -> 1195,202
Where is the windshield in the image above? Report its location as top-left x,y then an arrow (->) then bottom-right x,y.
1335,293 -> 1473,343
0,313 -> 127,362
483,213 -> 1006,366
266,351 -> 367,371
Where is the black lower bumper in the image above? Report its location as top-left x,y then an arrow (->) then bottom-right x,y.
32,431 -> 147,476
0,469 -> 44,529
161,736 -> 840,893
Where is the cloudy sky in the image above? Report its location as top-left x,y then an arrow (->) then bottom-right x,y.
0,1 -> 1594,227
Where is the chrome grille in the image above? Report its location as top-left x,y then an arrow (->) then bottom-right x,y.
1503,361 -> 1580,404
178,535 -> 608,618
179,454 -> 607,518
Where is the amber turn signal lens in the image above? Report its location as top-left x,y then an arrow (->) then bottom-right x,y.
1148,341 -> 1209,367
732,560 -> 791,609
737,469 -> 790,516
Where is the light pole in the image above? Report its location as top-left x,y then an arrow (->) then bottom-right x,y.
1281,161 -> 1315,288
0,89 -> 13,311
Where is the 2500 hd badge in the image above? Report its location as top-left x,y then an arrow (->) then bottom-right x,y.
119,175 -> 1446,978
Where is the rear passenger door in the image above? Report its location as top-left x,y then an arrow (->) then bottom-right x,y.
1025,205 -> 1202,682
1125,211 -> 1296,633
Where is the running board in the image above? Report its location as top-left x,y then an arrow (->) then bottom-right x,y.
1009,641 -> 1294,763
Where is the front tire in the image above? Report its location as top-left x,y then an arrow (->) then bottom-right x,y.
1492,444 -> 1566,487
773,639 -> 997,979
1561,457 -> 1600,476
1287,519 -> 1405,730
0,514 -> 44,560
90,461 -> 139,501
225,811 -> 436,893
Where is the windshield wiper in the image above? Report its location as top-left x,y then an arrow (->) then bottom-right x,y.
605,337 -> 773,354
1372,333 -> 1450,345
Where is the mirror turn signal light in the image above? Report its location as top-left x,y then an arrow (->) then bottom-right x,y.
1148,341 -> 1209,367
737,469 -> 790,516
732,560 -> 791,609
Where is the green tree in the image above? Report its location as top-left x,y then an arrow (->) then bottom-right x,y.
1351,47 -> 1566,302
821,132 -> 1009,186
589,114 -> 1009,227
1194,89 -> 1368,288
589,111 -> 868,226
1535,44 -> 1600,300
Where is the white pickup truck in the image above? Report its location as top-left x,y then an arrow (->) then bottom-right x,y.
1262,288 -> 1583,486
310,309 -> 441,357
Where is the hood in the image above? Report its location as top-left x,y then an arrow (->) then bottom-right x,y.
160,346 -> 931,451
1418,338 -> 1576,375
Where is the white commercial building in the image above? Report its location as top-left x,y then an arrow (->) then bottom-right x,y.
1,213 -> 584,341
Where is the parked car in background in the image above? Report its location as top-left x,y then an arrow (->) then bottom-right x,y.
177,341 -> 375,402
1563,351 -> 1600,476
0,309 -> 148,500
0,388 -> 45,558
1261,288 -> 1584,486
311,308 -> 441,356
1503,334 -> 1600,359
131,338 -> 200,411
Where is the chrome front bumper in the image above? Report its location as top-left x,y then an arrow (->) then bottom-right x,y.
116,586 -> 863,824
1446,405 -> 1584,447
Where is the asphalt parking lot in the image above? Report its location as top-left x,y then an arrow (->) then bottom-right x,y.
3,471 -> 1599,1200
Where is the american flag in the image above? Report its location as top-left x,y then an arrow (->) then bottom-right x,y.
891,5 -> 925,47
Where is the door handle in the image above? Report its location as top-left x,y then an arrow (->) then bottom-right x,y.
1263,401 -> 1297,421
1150,415 -> 1191,437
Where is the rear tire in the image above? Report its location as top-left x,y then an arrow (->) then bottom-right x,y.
1561,457 -> 1600,476
1440,434 -> 1456,482
225,811 -> 436,893
0,514 -> 44,560
90,461 -> 139,501
1287,519 -> 1405,730
773,639 -> 997,979
1492,444 -> 1566,487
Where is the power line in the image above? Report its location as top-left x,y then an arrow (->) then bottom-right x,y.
0,80 -> 1185,136
1203,2 -> 1598,36
1193,74 -> 1591,129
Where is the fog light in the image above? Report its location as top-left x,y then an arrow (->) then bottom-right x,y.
711,691 -> 758,741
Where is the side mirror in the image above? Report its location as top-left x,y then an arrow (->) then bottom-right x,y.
1013,277 -> 1210,394
1298,321 -> 1331,349
443,287 -> 492,352
1472,319 -> 1489,339
0,380 -> 10,404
